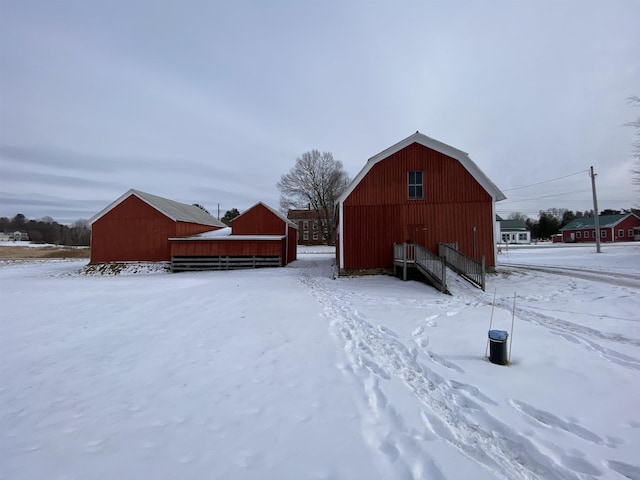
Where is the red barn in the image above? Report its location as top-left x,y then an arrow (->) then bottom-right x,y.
90,189 -> 225,263
169,202 -> 298,270
335,132 -> 506,273
560,213 -> 640,243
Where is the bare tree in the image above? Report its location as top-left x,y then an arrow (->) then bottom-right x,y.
277,150 -> 350,244
508,212 -> 528,222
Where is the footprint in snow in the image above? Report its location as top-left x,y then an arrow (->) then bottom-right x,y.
425,314 -> 439,327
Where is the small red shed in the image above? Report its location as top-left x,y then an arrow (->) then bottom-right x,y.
90,189 -> 225,263
335,132 -> 506,273
169,202 -> 298,270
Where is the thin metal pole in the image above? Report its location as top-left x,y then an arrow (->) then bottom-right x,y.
485,287 -> 497,358
590,166 -> 601,253
508,292 -> 516,366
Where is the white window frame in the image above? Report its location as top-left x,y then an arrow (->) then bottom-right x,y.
576,231 -> 581,239
408,171 -> 424,200
303,220 -> 309,230
303,231 -> 309,240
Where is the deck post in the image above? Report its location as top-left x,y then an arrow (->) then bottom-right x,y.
402,243 -> 407,281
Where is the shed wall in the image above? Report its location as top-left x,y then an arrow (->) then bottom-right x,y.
90,195 -> 218,263
170,239 -> 283,258
233,204 -> 288,235
342,142 -> 495,270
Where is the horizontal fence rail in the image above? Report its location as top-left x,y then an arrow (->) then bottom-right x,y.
438,243 -> 485,291
393,243 -> 447,293
171,256 -> 281,272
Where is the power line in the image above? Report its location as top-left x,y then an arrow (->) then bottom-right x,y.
499,189 -> 591,203
502,170 -> 589,192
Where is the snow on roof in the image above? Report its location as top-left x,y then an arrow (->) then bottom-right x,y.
336,131 -> 507,205
90,189 -> 227,228
169,234 -> 285,241
560,213 -> 637,231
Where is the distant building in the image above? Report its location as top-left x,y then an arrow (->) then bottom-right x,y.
11,231 -> 29,241
497,217 -> 530,244
287,208 -> 333,245
560,213 -> 640,243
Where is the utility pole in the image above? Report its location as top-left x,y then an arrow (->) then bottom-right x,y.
590,166 -> 601,253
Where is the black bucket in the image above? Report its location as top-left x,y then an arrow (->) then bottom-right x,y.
488,329 -> 509,365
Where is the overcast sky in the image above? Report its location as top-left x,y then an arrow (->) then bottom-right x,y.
1,0 -> 639,225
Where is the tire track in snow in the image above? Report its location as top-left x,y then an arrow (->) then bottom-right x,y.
298,262 -> 584,480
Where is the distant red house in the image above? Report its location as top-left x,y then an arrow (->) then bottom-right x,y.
90,189 -> 226,264
335,132 -> 506,273
287,208 -> 333,245
560,213 -> 640,243
169,202 -> 298,270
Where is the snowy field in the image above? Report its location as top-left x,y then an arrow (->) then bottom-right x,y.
1,243 -> 639,480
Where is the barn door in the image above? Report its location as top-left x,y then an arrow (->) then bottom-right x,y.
407,224 -> 428,247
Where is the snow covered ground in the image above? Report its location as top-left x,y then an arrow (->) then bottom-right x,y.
1,243 -> 639,479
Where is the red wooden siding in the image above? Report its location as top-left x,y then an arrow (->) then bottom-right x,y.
169,202 -> 298,266
90,195 -> 219,263
342,142 -> 495,270
286,225 -> 297,263
171,239 -> 284,257
233,204 -> 287,235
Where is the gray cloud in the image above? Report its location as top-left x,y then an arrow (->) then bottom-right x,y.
1,0 -> 638,225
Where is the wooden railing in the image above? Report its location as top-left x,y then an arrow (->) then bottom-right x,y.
171,256 -> 281,272
438,243 -> 485,291
393,243 -> 447,293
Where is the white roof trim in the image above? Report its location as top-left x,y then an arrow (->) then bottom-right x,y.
233,201 -> 299,229
169,235 -> 286,241
336,132 -> 507,205
90,189 -> 226,228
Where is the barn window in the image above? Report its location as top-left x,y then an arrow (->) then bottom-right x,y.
629,229 -> 634,237
576,231 -> 581,239
408,171 -> 423,199
601,230 -> 606,238
618,229 -> 624,238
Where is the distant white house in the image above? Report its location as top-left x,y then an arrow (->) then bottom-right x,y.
497,217 -> 530,244
12,231 -> 29,242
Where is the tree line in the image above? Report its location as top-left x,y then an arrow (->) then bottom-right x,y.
0,214 -> 91,246
510,208 -> 639,240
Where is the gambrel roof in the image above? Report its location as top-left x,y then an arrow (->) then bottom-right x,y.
337,131 -> 507,204
90,189 -> 226,227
